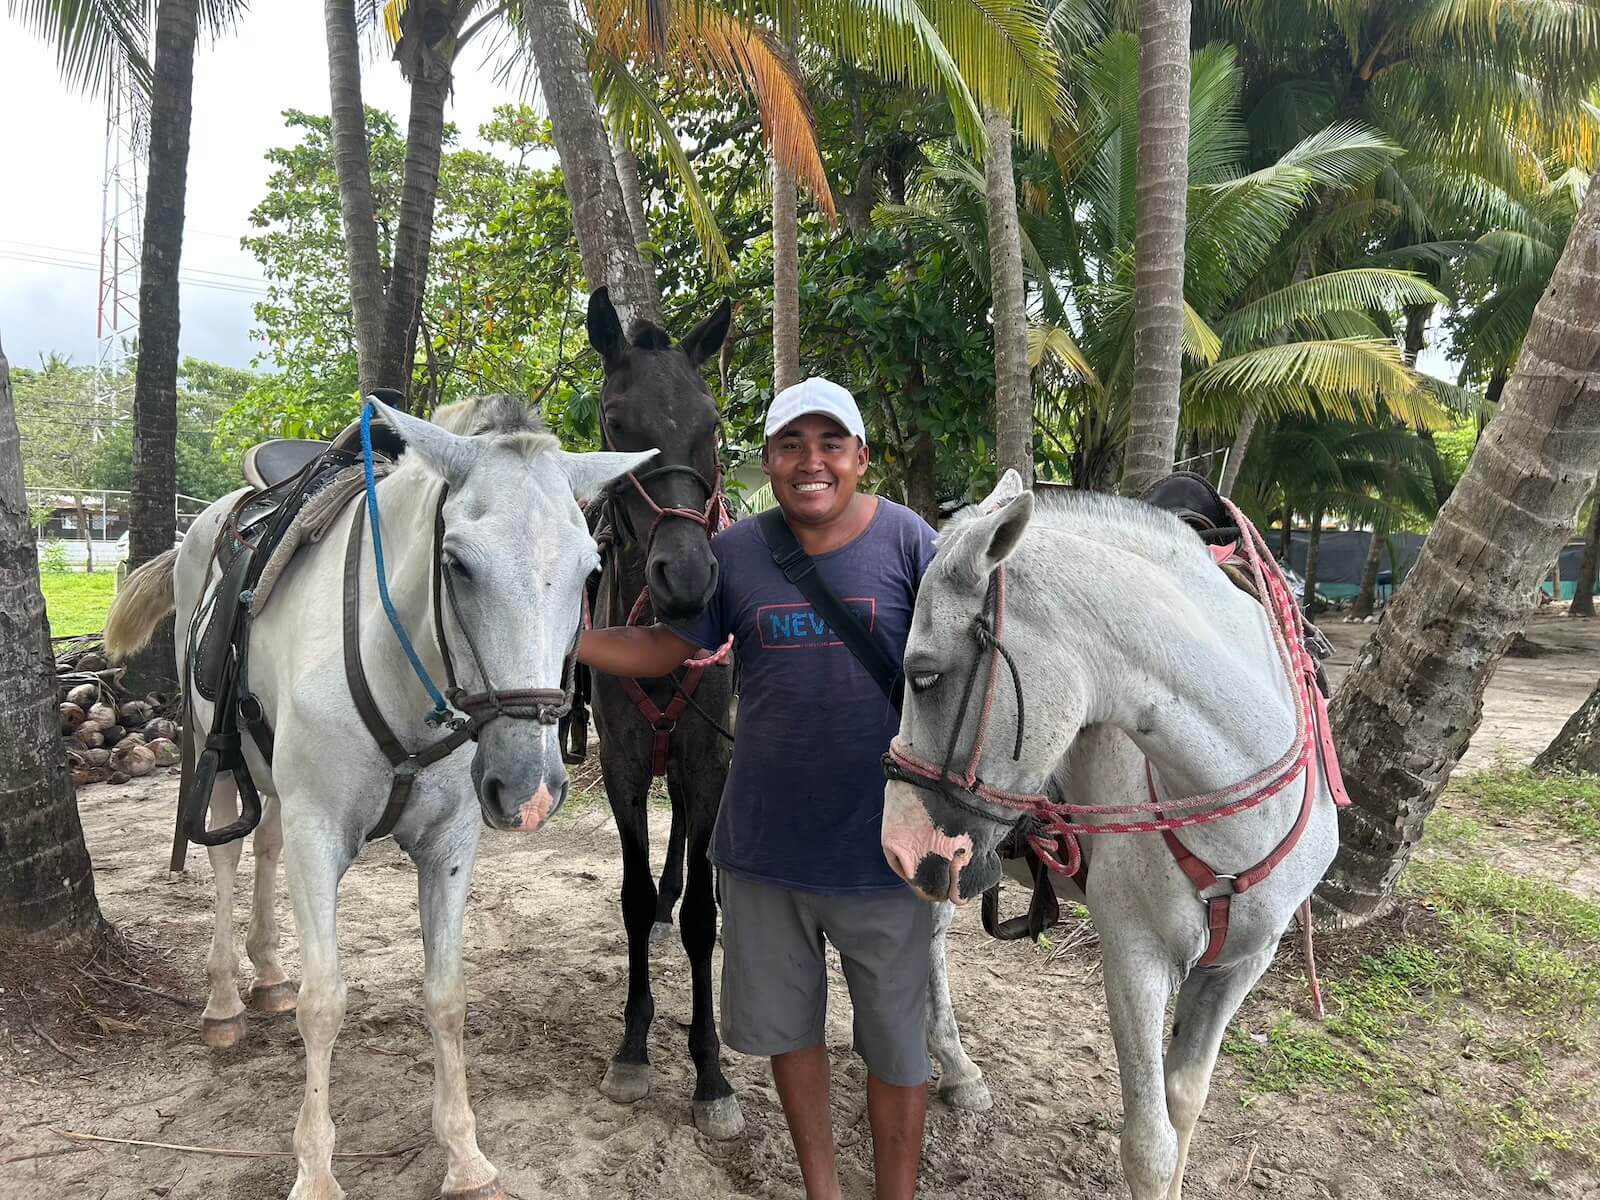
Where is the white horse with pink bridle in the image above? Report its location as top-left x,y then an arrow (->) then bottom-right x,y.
885,471 -> 1348,1199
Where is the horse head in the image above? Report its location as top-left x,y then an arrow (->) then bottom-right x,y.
586,287 -> 731,622
375,395 -> 655,832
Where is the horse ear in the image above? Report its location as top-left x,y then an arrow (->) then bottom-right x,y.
946,491 -> 1034,586
558,447 -> 659,503
680,297 -> 731,368
587,287 -> 626,366
975,468 -> 1025,515
369,394 -> 484,487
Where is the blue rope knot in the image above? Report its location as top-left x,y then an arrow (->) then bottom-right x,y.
360,400 -> 454,726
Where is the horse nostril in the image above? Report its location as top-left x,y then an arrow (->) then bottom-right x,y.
482,775 -> 503,813
647,558 -> 673,597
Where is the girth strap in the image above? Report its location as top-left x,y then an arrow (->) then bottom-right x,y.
343,502 -> 473,841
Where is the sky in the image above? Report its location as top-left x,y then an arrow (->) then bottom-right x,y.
0,6 -> 519,375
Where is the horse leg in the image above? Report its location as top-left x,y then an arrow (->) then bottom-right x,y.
1163,950 -> 1273,1200
245,795 -> 296,1014
200,776 -> 248,1049
284,822 -> 356,1200
1100,929 -> 1180,1200
414,823 -> 503,1200
928,901 -> 991,1111
650,799 -> 687,946
676,769 -> 742,1138
600,763 -> 657,1104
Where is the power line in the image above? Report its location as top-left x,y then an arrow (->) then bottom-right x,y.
0,238 -> 270,287
0,249 -> 271,297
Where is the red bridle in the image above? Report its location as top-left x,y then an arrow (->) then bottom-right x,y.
884,498 -> 1349,879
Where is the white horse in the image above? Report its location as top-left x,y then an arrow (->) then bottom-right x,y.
883,473 -> 1343,1199
106,395 -> 654,1200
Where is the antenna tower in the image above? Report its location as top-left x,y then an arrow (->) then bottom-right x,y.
95,53 -> 145,431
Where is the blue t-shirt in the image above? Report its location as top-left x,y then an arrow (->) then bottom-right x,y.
670,498 -> 937,893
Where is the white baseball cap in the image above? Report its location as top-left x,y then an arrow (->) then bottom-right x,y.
763,377 -> 867,443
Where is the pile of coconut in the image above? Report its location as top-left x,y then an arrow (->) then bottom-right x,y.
55,638 -> 183,787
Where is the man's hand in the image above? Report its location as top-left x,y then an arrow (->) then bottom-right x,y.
578,625 -> 702,679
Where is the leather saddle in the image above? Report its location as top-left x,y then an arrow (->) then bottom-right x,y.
180,391 -> 408,851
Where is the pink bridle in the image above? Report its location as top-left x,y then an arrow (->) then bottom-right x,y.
884,498 -> 1350,879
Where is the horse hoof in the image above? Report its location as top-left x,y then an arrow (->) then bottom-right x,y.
201,1014 -> 246,1049
443,1179 -> 504,1200
940,1075 -> 993,1112
599,1060 -> 651,1104
649,920 -> 676,946
248,980 -> 297,1014
693,1095 -> 745,1140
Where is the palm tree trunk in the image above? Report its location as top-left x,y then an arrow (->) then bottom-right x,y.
1304,507 -> 1323,609
1120,0 -> 1190,496
1317,163 -> 1600,927
612,140 -> 659,301
1534,677 -> 1600,774
1352,527 -> 1384,618
772,153 -> 801,394
1217,405 -> 1256,497
324,0 -> 384,396
0,341 -> 106,948
904,429 -> 937,524
1569,488 -> 1599,618
984,110 -> 1032,486
125,0 -> 195,697
130,0 -> 195,574
378,73 -> 450,396
522,0 -> 661,329
1403,305 -> 1453,510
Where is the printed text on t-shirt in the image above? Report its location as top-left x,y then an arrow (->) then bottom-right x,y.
756,599 -> 877,649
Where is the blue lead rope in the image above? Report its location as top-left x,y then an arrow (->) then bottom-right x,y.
360,400 -> 453,726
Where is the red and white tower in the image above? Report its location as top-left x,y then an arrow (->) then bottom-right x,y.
95,53 -> 145,428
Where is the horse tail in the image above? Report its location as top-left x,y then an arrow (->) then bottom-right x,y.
104,548 -> 179,661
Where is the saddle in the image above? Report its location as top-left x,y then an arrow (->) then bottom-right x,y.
980,470 -> 1333,943
178,392 -> 408,855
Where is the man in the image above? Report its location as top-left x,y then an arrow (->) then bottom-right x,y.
577,376 -> 937,1200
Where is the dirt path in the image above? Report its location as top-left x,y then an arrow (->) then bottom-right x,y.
2,613 -> 1597,1200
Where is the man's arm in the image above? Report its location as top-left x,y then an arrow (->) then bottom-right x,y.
577,624 -> 701,680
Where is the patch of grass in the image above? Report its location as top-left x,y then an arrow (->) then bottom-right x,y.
39,569 -> 118,638
1444,766 -> 1600,844
1225,859 -> 1600,1178
1422,806 -> 1485,848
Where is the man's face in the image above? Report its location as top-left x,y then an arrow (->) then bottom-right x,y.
762,413 -> 870,525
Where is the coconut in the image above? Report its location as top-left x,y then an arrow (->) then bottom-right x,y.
72,765 -> 110,787
88,702 -> 117,726
107,770 -> 130,785
99,723 -> 126,745
67,683 -> 100,709
118,700 -> 152,728
110,743 -> 156,778
147,738 -> 181,767
113,733 -> 147,754
60,702 -> 87,733
77,652 -> 108,672
74,727 -> 105,750
82,748 -> 112,766
143,718 -> 180,743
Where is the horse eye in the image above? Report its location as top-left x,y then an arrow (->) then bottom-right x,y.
910,672 -> 941,693
446,555 -> 473,582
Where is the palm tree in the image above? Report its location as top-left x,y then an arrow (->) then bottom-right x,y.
986,108 -> 1034,483
1120,0 -> 1190,494
0,340 -> 106,948
1318,162 -> 1600,927
883,38 -> 1451,489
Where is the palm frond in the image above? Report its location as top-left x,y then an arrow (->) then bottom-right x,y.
10,0 -> 152,96
1183,302 -> 1222,365
591,51 -> 734,278
1184,338 -> 1445,428
1219,269 -> 1446,347
1027,321 -> 1100,387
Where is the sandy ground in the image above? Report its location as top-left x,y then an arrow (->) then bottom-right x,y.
2,609 -> 1598,1200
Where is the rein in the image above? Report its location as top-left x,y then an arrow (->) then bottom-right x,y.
349,399 -> 575,839
885,498 -> 1348,881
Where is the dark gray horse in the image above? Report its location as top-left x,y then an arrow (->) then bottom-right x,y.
581,288 -> 743,1139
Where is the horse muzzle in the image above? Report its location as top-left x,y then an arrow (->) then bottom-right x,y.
471,735 -> 568,832
881,783 -> 1002,904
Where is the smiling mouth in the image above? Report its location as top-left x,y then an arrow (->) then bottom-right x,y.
793,481 -> 833,494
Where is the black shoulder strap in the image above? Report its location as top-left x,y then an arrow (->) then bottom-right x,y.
759,508 -> 903,712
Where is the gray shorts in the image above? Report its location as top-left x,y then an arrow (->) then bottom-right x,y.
718,871 -> 934,1086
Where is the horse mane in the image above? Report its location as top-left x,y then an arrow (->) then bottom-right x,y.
952,487 -> 1217,582
627,322 -> 675,352
435,394 -> 559,456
